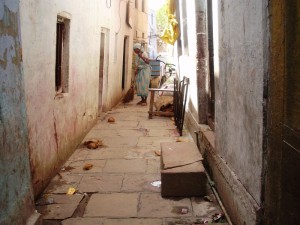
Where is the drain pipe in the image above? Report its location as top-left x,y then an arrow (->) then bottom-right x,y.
194,131 -> 233,225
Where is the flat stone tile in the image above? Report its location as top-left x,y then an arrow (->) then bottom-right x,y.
86,148 -> 128,160
84,193 -> 139,217
36,194 -> 83,220
44,173 -> 82,194
117,129 -> 146,137
102,136 -> 138,148
77,174 -> 123,193
103,218 -> 163,225
164,218 -> 203,225
106,112 -> 149,121
93,123 -> 111,130
84,129 -> 118,139
68,159 -> 106,174
147,129 -> 172,137
139,120 -> 168,128
138,193 -> 192,217
121,174 -> 161,192
146,158 -> 161,174
62,218 -> 103,225
137,137 -> 177,149
103,159 -> 147,173
107,121 -> 139,129
67,149 -> 89,162
124,149 -> 157,160
191,196 -> 223,217
112,105 -> 148,112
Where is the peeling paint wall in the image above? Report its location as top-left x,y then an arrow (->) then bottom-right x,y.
174,0 -> 200,124
0,1 -> 35,224
18,0 -> 137,196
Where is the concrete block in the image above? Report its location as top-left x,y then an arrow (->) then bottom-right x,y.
161,142 -> 206,197
161,162 -> 207,197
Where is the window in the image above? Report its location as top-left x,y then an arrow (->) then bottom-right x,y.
142,0 -> 145,12
55,15 -> 70,93
135,0 -> 138,9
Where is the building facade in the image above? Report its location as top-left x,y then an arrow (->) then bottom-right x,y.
0,0 -> 148,224
174,1 -> 300,225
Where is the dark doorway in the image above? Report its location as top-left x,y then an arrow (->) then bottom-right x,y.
98,32 -> 105,113
207,0 -> 215,130
122,36 -> 129,90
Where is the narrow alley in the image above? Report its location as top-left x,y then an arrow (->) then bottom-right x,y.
37,98 -> 227,225
1,0 -> 300,225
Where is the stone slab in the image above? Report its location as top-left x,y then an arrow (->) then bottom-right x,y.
36,195 -> 83,220
84,193 -> 139,217
62,218 -> 103,225
191,196 -> 223,217
102,136 -> 138,148
77,174 -> 123,193
137,137 -> 177,149
103,218 -> 163,225
161,161 -> 207,197
86,148 -> 128,160
161,142 -> 203,169
121,174 -> 161,192
138,193 -> 192,217
68,159 -> 106,173
44,173 -> 82,194
117,129 -> 146,137
103,159 -> 147,173
146,158 -> 161,174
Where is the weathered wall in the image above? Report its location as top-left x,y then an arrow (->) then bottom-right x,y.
174,0 -> 200,125
19,0 -> 135,196
215,0 -> 266,205
0,1 -> 35,224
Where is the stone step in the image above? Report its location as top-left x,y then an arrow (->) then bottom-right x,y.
160,142 -> 207,197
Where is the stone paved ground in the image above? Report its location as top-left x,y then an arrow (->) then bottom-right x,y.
37,98 -> 227,225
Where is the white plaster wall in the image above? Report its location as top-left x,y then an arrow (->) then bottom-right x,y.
177,1 -> 199,120
19,0 -> 135,194
215,0 -> 265,204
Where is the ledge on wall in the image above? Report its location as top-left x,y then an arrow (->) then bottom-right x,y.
195,127 -> 262,225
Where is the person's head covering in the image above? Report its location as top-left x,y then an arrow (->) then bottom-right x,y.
133,43 -> 143,52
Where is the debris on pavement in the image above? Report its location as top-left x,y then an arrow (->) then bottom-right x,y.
203,195 -> 213,202
84,139 -> 103,149
151,180 -> 161,188
107,116 -> 115,123
195,218 -> 209,224
83,163 -> 93,170
212,212 -> 226,223
35,195 -> 55,206
67,187 -> 76,195
172,206 -> 190,215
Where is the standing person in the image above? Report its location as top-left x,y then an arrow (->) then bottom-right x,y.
133,43 -> 151,106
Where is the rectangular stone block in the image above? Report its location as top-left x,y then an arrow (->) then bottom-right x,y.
161,142 -> 207,197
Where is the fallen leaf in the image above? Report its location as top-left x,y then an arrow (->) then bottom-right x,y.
84,139 -> 103,149
107,116 -> 115,123
83,163 -> 93,170
67,187 -> 76,195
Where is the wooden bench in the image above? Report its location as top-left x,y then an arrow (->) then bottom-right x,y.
160,142 -> 207,197
148,88 -> 174,119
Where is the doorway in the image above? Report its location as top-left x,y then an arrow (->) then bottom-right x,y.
99,28 -> 110,113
